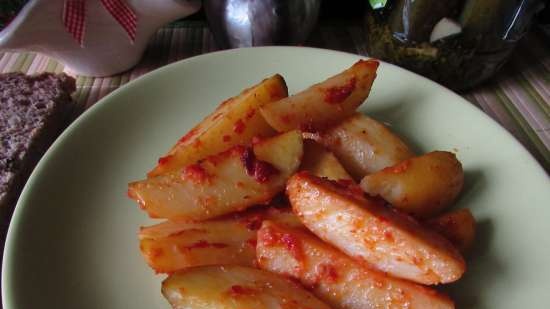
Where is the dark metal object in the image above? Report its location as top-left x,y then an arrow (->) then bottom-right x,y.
204,0 -> 321,48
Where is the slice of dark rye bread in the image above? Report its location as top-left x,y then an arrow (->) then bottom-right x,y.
0,72 -> 76,232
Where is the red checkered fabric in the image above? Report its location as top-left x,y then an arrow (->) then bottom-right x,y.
100,0 -> 138,42
63,0 -> 86,46
63,0 -> 137,47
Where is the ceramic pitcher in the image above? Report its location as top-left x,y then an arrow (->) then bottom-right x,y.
0,0 -> 201,76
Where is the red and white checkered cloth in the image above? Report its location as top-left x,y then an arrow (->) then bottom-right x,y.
63,0 -> 137,47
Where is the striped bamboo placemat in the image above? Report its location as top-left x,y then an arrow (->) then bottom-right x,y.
1,21 -> 548,170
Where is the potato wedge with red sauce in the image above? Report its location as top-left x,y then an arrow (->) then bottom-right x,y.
128,130 -> 303,220
312,113 -> 414,180
360,151 -> 464,218
260,60 -> 379,132
426,208 -> 476,254
257,221 -> 455,309
126,59 -> 479,308
287,172 -> 465,285
139,207 -> 302,273
162,265 -> 332,309
300,139 -> 353,181
148,74 -> 286,177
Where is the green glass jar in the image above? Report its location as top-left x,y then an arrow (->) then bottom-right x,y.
364,0 -> 545,90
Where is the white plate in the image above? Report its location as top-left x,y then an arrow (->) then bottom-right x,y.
3,47 -> 550,308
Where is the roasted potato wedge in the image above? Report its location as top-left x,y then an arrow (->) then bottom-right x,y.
128,130 -> 303,220
300,139 -> 353,181
260,60 -> 379,132
360,151 -> 464,218
426,208 -> 476,254
148,74 -> 286,177
139,207 -> 302,273
162,265 -> 332,309
287,172 -> 465,285
257,221 -> 455,309
313,113 -> 414,179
